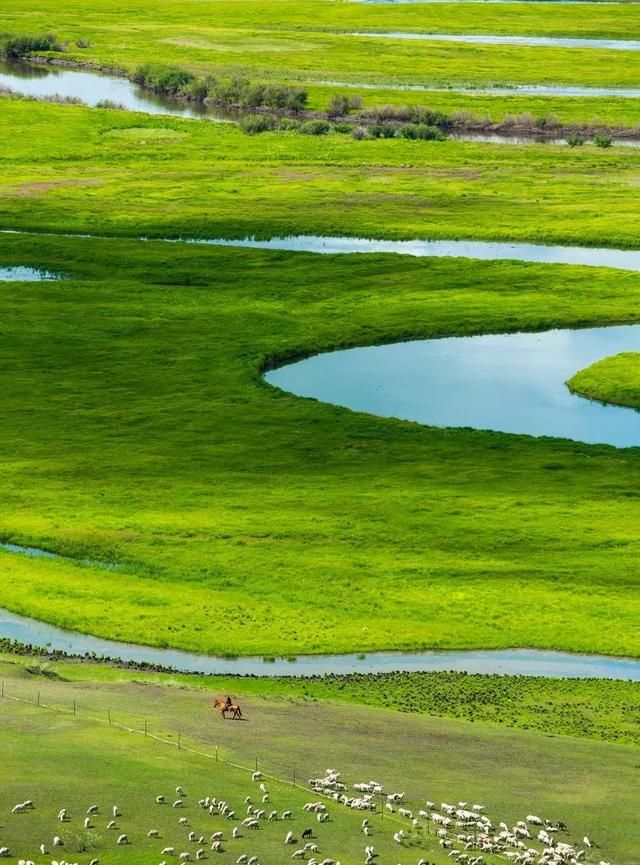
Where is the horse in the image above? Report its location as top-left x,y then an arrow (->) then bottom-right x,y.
214,698 -> 243,720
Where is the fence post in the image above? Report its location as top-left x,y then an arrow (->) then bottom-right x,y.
178,732 -> 181,750
37,690 -> 40,707
144,719 -> 148,738
292,769 -> 296,787
73,699 -> 76,717
1,681 -> 4,698
108,710 -> 112,726
215,745 -> 218,762
255,755 -> 258,771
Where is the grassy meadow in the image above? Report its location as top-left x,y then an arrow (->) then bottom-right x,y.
568,352 -> 640,408
0,657 -> 638,863
7,0 -> 640,126
1,217 -> 640,656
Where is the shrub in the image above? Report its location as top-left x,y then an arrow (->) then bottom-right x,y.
351,125 -> 367,140
133,63 -> 197,96
594,133 -> 613,148
299,119 -> 332,135
328,94 -> 350,116
95,99 -> 126,110
567,134 -> 585,147
333,122 -> 354,134
277,117 -> 301,131
1,32 -> 62,58
284,87 -> 307,113
397,123 -> 419,139
75,38 -> 92,48
240,114 -> 276,134
414,123 -> 446,141
369,122 -> 396,139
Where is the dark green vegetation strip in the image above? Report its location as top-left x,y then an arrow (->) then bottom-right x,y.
2,227 -> 640,657
567,352 -> 640,408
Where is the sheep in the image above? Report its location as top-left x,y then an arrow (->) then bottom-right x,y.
39,845 -> 46,856
211,833 -> 224,842
246,819 -> 259,829
174,800 -> 184,808
282,810 -> 293,820
179,817 -> 189,826
236,857 -> 248,864
180,855 -> 192,863
84,817 -> 92,829
148,829 -> 161,838
161,848 -> 176,856
0,851 -> 9,859
117,834 -> 129,845
527,816 -> 544,826
285,831 -> 296,844
189,832 -> 198,842
89,860 -> 99,865
53,837 -> 64,847
112,805 -> 120,817
211,841 -> 223,853
12,803 -> 28,814
302,828 -> 313,840
584,837 -> 592,849
363,827 -> 372,836
58,808 -> 68,822
196,851 -> 206,861
252,772 -> 263,781
107,820 -> 117,829
268,811 -> 278,821
87,805 -> 99,814
177,786 -> 185,795
247,857 -> 259,865
262,795 -> 269,804
157,796 -> 166,804
226,810 -> 236,820
292,850 -> 306,860
259,783 -> 267,794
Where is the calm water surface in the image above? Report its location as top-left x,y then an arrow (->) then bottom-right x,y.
321,78 -> 640,97
266,325 -> 640,447
350,32 -> 640,50
0,59 -> 232,121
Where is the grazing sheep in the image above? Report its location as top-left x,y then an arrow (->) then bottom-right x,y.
177,786 -> 185,795
212,841 -> 223,853
12,803 -> 28,814
180,854 -> 192,863
39,845 -> 46,856
179,817 -> 189,826
87,805 -> 99,815
236,856 -> 248,864
302,829 -> 313,840
262,795 -> 269,804
232,827 -> 241,839
292,850 -> 306,859
268,811 -> 278,821
247,819 -> 259,829
89,859 -> 99,865
58,809 -> 68,822
252,772 -> 263,781
157,796 -> 166,804
189,832 -> 198,842
174,800 -> 184,808
107,820 -> 117,829
161,848 -> 176,856
0,850 -> 9,858
226,811 -> 236,820
117,834 -> 129,845
148,829 -> 160,837
112,805 -> 120,817
84,817 -> 92,829
282,811 -> 293,820
211,833 -> 224,842
285,831 -> 296,844
196,851 -> 206,861
53,837 -> 64,847
584,837 -> 592,848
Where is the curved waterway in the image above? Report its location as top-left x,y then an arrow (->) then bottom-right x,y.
266,325 -> 640,447
0,59 -> 233,121
350,32 -> 640,50
321,78 -> 640,97
0,601 -> 638,679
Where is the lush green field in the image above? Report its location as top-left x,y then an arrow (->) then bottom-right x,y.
6,652 -> 640,747
8,0 -> 640,125
2,214 -> 640,655
0,658 -> 637,863
568,352 -> 640,408
6,98 -> 640,247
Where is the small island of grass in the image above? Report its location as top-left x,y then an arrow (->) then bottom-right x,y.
567,351 -> 640,409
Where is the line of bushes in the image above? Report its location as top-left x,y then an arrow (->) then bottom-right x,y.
0,32 -> 63,58
133,64 -> 308,112
240,113 -> 447,141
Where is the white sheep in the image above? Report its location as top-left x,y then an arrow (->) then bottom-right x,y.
148,829 -> 160,837
211,832 -> 224,841
285,831 -> 295,844
247,858 -> 259,865
180,855 -> 192,863
107,820 -> 117,829
112,805 -> 120,817
179,817 -> 189,826
174,799 -> 184,808
161,848 -> 176,856
252,772 -> 262,781
58,809 -> 68,822
584,837 -> 592,849
189,832 -> 197,843
0,851 -> 9,859
232,827 -> 241,838
177,786 -> 185,795
292,851 -> 306,860
87,805 -> 99,815
53,837 -> 63,847
89,859 -> 99,865
236,856 -> 248,864
157,796 -> 166,804
196,850 -> 206,861
212,841 -> 223,853
282,810 -> 293,820
117,834 -> 129,845
84,817 -> 92,829
39,845 -> 46,856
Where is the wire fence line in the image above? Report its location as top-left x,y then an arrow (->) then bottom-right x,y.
0,677 -> 410,830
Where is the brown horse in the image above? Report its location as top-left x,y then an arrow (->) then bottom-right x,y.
214,698 -> 243,720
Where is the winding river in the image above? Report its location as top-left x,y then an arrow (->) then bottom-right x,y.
349,32 -> 640,50
2,45 -> 640,679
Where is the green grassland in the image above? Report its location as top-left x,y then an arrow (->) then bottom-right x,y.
567,352 -> 640,408
2,205 -> 640,655
6,653 -> 640,747
6,98 -> 640,246
0,658 -> 638,863
8,0 -> 640,126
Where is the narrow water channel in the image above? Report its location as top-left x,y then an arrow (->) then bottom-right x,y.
349,32 -> 640,50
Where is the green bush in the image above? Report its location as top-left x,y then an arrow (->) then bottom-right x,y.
133,64 -> 197,96
299,119 -> 332,135
1,32 -> 62,58
277,117 -> 302,131
567,134 -> 585,147
414,123 -> 446,141
594,133 -> 613,148
240,114 -> 276,135
333,122 -> 354,134
369,123 -> 396,139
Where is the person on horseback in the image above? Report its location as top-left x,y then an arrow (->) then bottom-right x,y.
224,695 -> 233,711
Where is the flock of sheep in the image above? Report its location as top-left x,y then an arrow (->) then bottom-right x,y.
4,767 -> 610,865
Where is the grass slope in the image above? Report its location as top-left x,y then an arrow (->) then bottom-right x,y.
567,352 -> 640,408
0,660 -> 637,863
0,230 -> 640,655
